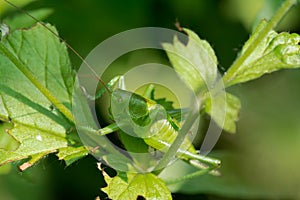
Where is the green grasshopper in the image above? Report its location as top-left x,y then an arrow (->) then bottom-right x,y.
85,76 -> 221,175
4,0 -> 221,179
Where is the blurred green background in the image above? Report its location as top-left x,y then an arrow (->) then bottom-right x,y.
1,0 -> 300,199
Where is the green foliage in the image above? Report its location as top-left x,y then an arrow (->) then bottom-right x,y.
0,122 -> 19,151
205,93 -> 241,133
161,1 -> 299,135
0,24 -> 87,168
162,28 -> 218,93
224,20 -> 300,86
102,170 -> 172,200
56,146 -> 88,166
163,16 -> 300,133
0,0 -> 299,199
162,28 -> 241,133
150,89 -> 175,111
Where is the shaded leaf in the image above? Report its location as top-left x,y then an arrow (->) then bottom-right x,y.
102,171 -> 172,200
73,82 -> 136,172
118,130 -> 160,171
205,92 -> 241,133
119,130 -> 149,154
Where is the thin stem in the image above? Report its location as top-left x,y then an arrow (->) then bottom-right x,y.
222,0 -> 297,87
98,123 -> 120,135
0,43 -> 74,122
181,150 -> 221,167
164,165 -> 219,185
153,107 -> 199,173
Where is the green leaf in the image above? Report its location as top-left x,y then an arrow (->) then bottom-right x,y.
224,20 -> 300,86
3,8 -> 53,31
119,130 -> 149,154
56,146 -> 89,166
102,171 -> 172,200
162,28 -> 218,93
118,130 -> 158,171
0,122 -> 19,151
162,28 -> 242,133
205,92 -> 241,133
0,24 -> 80,168
73,82 -> 136,172
149,87 -> 175,111
0,124 -> 67,167
19,151 -> 51,171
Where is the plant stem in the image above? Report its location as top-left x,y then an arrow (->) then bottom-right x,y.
98,123 -> 120,135
164,165 -> 219,185
153,106 -> 199,173
222,0 -> 297,87
0,43 -> 74,123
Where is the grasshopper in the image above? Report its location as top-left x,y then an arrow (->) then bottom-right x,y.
3,0 -> 221,180
83,75 -> 221,175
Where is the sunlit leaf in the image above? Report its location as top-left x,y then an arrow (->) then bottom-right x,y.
56,146 -> 88,166
0,24 -> 85,168
224,20 -> 300,86
0,125 -> 66,167
162,28 -> 218,93
102,170 -> 172,200
0,122 -> 19,151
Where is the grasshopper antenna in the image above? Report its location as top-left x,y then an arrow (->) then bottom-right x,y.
3,0 -> 111,94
